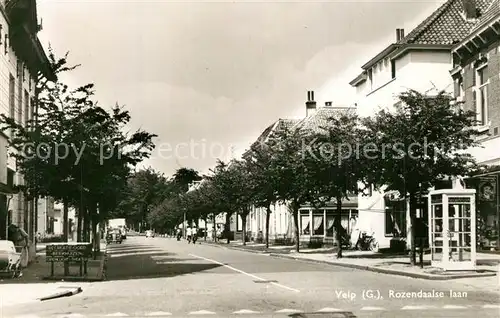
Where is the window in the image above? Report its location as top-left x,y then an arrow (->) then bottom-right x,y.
312,212 -> 324,236
31,97 -> 36,122
391,60 -> 396,79
300,212 -> 310,235
24,90 -> 29,128
7,168 -> 14,187
17,75 -> 23,125
476,66 -> 488,125
384,198 -> 407,237
4,33 -> 7,54
368,69 -> 373,91
9,74 -> 14,120
326,215 -> 335,237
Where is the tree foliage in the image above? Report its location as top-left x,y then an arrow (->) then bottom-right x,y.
363,89 -> 480,264
0,51 -> 157,243
307,111 -> 368,257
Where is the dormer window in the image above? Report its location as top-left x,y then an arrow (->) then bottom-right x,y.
462,0 -> 480,20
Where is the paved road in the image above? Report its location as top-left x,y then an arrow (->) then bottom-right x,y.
2,236 -> 499,317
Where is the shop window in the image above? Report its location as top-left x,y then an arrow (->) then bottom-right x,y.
312,213 -> 324,235
326,215 -> 335,236
300,212 -> 310,235
384,198 -> 406,237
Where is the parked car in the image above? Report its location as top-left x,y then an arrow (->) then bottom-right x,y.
145,230 -> 155,238
0,240 -> 22,278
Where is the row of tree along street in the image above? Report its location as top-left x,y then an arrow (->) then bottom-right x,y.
112,90 -> 490,266
0,51 -> 157,253
5,50 -> 486,265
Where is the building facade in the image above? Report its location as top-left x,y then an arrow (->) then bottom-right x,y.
450,0 -> 500,248
36,196 -> 55,235
349,0 -> 493,249
245,91 -> 359,245
0,0 -> 55,264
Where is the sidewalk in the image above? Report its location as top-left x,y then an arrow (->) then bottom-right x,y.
204,240 -> 500,284
2,242 -> 107,283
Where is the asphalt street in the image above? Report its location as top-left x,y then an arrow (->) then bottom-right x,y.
2,236 -> 499,317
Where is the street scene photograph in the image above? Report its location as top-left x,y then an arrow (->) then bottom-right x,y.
1,0 -> 500,317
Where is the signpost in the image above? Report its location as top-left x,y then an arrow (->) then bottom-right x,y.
46,242 -> 92,277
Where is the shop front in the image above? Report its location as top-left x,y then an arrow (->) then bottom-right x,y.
298,201 -> 358,245
465,169 -> 500,250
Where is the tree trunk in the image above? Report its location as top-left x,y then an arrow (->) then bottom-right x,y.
292,203 -> 300,253
265,206 -> 271,249
335,196 -> 343,259
77,207 -> 82,242
83,206 -> 90,242
88,202 -> 99,259
409,193 -> 417,266
92,217 -> 98,260
63,199 -> 70,275
225,213 -> 231,244
33,197 -> 38,243
242,215 -> 247,246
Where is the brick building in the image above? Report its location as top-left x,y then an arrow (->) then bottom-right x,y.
450,0 -> 500,248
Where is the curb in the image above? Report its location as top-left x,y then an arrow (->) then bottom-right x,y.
39,286 -> 82,301
269,253 -> 498,280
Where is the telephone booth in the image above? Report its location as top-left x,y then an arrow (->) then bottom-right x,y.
428,189 -> 476,271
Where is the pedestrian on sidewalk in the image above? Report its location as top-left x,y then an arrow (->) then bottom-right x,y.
186,226 -> 192,243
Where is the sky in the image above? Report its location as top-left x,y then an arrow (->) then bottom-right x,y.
37,0 -> 444,176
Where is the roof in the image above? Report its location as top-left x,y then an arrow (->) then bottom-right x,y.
248,118 -> 300,150
294,106 -> 357,134
470,0 -> 500,32
352,0 -> 493,82
399,0 -> 491,45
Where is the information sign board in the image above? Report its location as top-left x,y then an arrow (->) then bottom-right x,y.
45,243 -> 92,262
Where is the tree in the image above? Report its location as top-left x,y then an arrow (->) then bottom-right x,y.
267,125 -> 319,252
0,51 -> 157,248
173,167 -> 202,193
243,139 -> 279,248
207,160 -> 253,244
115,168 -> 172,231
148,196 -> 183,233
363,90 -> 480,264
308,111 -> 368,258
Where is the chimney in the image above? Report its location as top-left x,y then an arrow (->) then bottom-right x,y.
396,28 -> 405,42
325,101 -> 332,107
462,0 -> 478,19
306,91 -> 316,117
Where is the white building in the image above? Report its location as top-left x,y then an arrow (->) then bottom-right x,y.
0,0 -> 55,264
348,0 -> 493,249
52,202 -> 77,241
245,91 -> 358,244
36,197 -> 55,235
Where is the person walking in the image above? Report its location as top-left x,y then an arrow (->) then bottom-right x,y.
186,226 -> 192,243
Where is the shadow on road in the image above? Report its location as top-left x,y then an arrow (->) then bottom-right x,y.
105,251 -> 223,281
